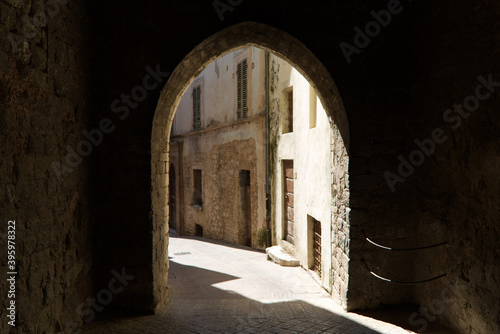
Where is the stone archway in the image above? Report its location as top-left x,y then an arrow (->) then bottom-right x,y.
168,163 -> 176,230
151,21 -> 350,311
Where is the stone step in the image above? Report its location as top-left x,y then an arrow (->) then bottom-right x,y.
266,245 -> 300,267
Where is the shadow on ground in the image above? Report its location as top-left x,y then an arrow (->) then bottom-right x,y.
355,305 -> 456,334
82,260 -> 394,333
169,232 -> 267,255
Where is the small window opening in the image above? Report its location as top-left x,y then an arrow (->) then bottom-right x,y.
195,224 -> 203,237
282,88 -> 293,133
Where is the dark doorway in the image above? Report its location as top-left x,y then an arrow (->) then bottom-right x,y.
193,169 -> 203,206
195,224 -> 204,237
239,170 -> 251,246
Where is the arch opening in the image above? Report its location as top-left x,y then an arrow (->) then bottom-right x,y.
151,22 -> 350,311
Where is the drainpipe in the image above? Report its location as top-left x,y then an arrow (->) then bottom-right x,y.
265,51 -> 271,247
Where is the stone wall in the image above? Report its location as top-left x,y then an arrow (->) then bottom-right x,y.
407,2 -> 500,333
0,0 -> 93,333
330,124 -> 351,309
342,1 -> 500,332
172,118 -> 266,249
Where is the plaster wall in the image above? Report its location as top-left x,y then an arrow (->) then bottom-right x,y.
270,54 -> 334,292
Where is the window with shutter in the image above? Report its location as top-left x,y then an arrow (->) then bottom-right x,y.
192,86 -> 201,130
237,59 -> 248,119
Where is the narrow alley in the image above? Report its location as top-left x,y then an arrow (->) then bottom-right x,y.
81,234 -> 415,333
4,3 -> 499,334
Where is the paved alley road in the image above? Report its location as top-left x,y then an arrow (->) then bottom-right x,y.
82,235 -> 415,334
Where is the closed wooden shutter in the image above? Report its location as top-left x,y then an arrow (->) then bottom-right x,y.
192,86 -> 201,130
237,59 -> 248,119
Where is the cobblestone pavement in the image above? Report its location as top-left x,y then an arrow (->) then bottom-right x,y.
82,235 -> 417,334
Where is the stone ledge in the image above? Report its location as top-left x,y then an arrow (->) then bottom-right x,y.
266,245 -> 299,267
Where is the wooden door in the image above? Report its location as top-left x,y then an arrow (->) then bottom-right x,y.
283,160 -> 294,245
313,218 -> 321,277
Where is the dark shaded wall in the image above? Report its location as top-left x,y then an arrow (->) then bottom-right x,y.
88,1 -> 499,333
343,1 -> 500,333
87,0 -> 416,312
0,0 -> 93,333
408,2 -> 500,333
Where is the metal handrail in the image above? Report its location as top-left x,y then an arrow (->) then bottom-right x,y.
361,259 -> 446,285
363,230 -> 448,251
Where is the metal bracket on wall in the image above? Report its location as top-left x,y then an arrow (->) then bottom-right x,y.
361,259 -> 446,285
362,230 -> 448,251
361,230 -> 448,285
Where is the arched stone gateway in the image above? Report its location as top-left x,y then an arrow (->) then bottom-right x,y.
151,22 -> 350,311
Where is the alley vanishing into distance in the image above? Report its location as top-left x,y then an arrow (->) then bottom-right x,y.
81,233 -> 418,333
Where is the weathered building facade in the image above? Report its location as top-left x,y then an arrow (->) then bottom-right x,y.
169,47 -> 268,248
